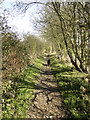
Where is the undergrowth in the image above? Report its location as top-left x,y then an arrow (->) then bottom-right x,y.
2,56 -> 44,118
50,55 -> 89,119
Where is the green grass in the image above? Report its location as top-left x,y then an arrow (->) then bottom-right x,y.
2,56 -> 44,118
50,55 -> 89,119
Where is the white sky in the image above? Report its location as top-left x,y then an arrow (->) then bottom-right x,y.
1,0 -> 42,38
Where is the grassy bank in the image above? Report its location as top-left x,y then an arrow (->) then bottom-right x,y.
50,55 -> 89,119
2,56 -> 44,118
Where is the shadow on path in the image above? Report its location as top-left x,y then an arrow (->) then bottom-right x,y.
28,60 -> 66,119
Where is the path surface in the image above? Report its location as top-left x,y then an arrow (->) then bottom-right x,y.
28,59 -> 66,118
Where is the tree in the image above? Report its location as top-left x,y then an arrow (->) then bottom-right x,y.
50,2 -> 89,73
23,34 -> 46,59
14,1 -> 90,73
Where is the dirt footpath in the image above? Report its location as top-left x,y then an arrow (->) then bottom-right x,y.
28,59 -> 66,119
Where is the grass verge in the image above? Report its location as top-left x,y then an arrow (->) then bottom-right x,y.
50,55 -> 89,119
2,56 -> 44,118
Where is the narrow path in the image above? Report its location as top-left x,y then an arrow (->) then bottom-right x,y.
28,59 -> 66,118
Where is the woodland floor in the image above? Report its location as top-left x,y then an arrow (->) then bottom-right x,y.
28,58 -> 66,119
